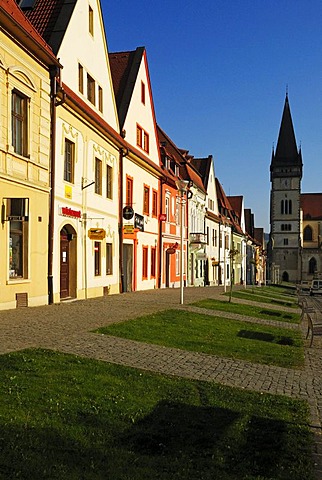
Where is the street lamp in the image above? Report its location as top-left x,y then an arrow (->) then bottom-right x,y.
176,179 -> 189,304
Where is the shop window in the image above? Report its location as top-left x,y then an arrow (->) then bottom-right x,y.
64,139 -> 75,183
12,90 -> 28,157
8,198 -> 29,279
94,241 -> 101,276
106,243 -> 113,275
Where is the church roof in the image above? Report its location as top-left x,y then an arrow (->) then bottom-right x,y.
301,193 -> 322,220
271,94 -> 302,168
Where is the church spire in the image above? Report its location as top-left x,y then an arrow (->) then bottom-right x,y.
271,94 -> 302,167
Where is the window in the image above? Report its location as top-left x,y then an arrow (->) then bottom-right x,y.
142,246 -> 148,279
95,158 -> 102,195
106,243 -> 113,275
304,225 -> 313,241
152,190 -> 158,217
8,198 -> 29,279
143,185 -> 150,215
207,226 -> 209,245
87,73 -> 95,105
106,164 -> 113,199
176,250 -> 180,276
309,257 -> 317,274
98,85 -> 103,112
136,124 -> 149,153
94,241 -> 101,276
126,176 -> 133,206
89,5 -> 94,35
283,238 -> 289,245
78,64 -> 84,94
12,90 -> 28,157
165,196 -> 170,222
64,139 -> 75,183
151,247 -> 156,278
141,81 -> 145,104
281,199 -> 292,215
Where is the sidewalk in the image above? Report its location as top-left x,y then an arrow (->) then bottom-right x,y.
0,286 -> 321,477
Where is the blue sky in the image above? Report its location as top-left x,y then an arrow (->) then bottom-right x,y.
101,0 -> 322,232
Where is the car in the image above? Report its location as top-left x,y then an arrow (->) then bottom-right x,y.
309,279 -> 322,296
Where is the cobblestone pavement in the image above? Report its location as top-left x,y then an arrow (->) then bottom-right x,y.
0,286 -> 321,478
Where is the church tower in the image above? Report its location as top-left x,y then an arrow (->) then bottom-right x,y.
269,94 -> 303,283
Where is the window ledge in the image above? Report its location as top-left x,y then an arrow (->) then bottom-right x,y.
7,278 -> 30,285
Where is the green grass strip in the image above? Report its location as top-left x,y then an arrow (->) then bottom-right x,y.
97,310 -> 304,368
0,349 -> 313,480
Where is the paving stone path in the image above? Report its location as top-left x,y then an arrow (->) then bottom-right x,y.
0,286 -> 321,478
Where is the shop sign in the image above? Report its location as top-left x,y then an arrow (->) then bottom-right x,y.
134,213 -> 144,231
159,213 -> 167,222
124,225 -> 134,234
88,228 -> 106,240
61,206 -> 81,219
123,206 -> 134,220
166,247 -> 176,255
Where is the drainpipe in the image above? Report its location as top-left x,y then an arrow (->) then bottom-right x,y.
157,178 -> 164,289
119,138 -> 127,293
48,66 -> 65,304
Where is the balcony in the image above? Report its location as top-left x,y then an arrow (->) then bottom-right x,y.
190,232 -> 207,245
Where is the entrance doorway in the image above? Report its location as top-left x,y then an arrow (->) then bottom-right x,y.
60,225 -> 77,299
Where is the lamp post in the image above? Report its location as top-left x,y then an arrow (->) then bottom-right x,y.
176,179 -> 189,304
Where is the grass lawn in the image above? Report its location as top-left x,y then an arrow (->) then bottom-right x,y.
97,310 -> 304,368
0,349 -> 313,480
192,298 -> 300,324
225,289 -> 298,308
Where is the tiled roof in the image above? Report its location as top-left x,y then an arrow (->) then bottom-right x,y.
301,193 -> 322,220
109,48 -> 144,128
23,0 -> 77,55
1,0 -> 59,64
190,156 -> 212,189
228,195 -> 243,219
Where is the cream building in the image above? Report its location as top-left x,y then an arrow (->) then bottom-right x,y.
0,0 -> 61,310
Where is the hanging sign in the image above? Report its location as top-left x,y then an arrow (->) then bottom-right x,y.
123,206 -> 134,220
88,228 -> 106,240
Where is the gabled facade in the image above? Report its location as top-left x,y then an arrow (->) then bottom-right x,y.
109,48 -> 163,292
191,156 -> 221,286
228,195 -> 247,286
0,0 -> 61,309
300,193 -> 322,281
26,0 -> 122,302
269,94 -> 302,283
215,179 -> 233,289
157,125 -> 188,289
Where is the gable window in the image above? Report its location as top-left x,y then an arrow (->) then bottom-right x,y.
136,124 -> 149,153
78,64 -> 84,94
304,225 -> 313,241
106,164 -> 113,199
142,246 -> 148,279
152,190 -> 158,217
95,158 -> 102,195
89,5 -> 94,35
64,139 -> 75,183
12,90 -> 28,157
87,73 -> 95,105
126,176 -> 133,207
143,185 -> 150,215
94,241 -> 101,276
106,243 -> 113,275
7,198 -> 29,279
98,85 -> 103,112
141,81 -> 145,105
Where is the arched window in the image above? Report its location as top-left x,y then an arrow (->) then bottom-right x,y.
282,271 -> 289,282
304,225 -> 313,241
309,258 -> 317,275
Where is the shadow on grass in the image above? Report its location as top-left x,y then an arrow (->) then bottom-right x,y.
237,330 -> 294,345
121,400 -> 309,479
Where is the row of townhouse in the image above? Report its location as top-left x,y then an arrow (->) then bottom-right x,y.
0,0 -> 266,310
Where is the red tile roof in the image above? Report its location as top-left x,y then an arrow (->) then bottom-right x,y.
301,193 -> 322,220
1,0 -> 59,64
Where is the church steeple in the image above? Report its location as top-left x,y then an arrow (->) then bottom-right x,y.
270,94 -> 302,179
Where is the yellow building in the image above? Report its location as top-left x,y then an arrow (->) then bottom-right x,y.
0,1 -> 61,309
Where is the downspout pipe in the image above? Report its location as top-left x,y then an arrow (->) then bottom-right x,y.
119,143 -> 127,293
157,178 -> 164,289
48,66 -> 65,304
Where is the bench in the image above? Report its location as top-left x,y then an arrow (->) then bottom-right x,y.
306,311 -> 322,347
